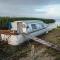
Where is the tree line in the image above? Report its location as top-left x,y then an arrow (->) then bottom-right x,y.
0,17 -> 55,30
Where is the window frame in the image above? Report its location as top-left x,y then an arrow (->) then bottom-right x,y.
31,24 -> 37,29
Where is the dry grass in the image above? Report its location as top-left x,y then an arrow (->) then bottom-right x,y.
0,27 -> 60,60
38,27 -> 60,60
38,28 -> 60,46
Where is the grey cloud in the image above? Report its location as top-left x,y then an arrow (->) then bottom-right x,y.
0,0 -> 60,19
0,0 -> 60,5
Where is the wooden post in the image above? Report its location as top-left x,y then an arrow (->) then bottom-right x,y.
31,45 -> 35,60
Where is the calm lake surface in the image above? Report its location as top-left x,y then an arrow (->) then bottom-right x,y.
47,19 -> 60,31
55,19 -> 60,26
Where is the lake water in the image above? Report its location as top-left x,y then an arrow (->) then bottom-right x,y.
55,19 -> 60,26
47,19 -> 60,31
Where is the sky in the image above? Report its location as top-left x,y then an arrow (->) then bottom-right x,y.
0,0 -> 60,19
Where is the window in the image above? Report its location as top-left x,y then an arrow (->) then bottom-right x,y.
31,24 -> 37,29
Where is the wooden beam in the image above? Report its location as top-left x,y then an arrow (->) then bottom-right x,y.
23,34 -> 60,51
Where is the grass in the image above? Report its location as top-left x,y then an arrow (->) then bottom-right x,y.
39,27 -> 60,60
39,27 -> 60,46
0,27 -> 60,60
0,41 -> 31,60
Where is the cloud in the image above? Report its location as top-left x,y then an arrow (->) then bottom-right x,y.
34,4 -> 60,18
47,5 -> 60,16
0,0 -> 60,19
0,0 -> 60,6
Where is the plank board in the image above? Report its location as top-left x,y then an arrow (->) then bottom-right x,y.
23,34 -> 60,51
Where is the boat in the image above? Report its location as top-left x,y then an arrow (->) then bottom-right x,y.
0,20 -> 56,45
